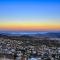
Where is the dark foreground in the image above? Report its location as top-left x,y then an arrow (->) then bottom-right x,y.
0,54 -> 14,60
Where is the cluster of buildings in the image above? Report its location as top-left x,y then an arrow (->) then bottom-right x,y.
0,38 -> 60,60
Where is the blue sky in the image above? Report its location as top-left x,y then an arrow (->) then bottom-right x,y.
0,0 -> 60,31
0,0 -> 60,19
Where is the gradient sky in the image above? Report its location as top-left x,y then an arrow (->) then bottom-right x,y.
0,0 -> 60,31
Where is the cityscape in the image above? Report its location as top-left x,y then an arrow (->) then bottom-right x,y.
0,32 -> 60,60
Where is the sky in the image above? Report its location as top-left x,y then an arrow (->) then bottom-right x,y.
0,0 -> 60,31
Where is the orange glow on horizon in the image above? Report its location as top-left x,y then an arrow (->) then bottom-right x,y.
0,24 -> 60,31
0,21 -> 60,31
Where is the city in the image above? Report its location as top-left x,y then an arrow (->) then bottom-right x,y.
0,33 -> 60,60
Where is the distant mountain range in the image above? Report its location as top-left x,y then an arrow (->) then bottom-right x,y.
0,32 -> 60,38
35,32 -> 60,38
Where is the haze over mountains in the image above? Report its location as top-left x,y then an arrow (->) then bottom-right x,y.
0,31 -> 60,38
